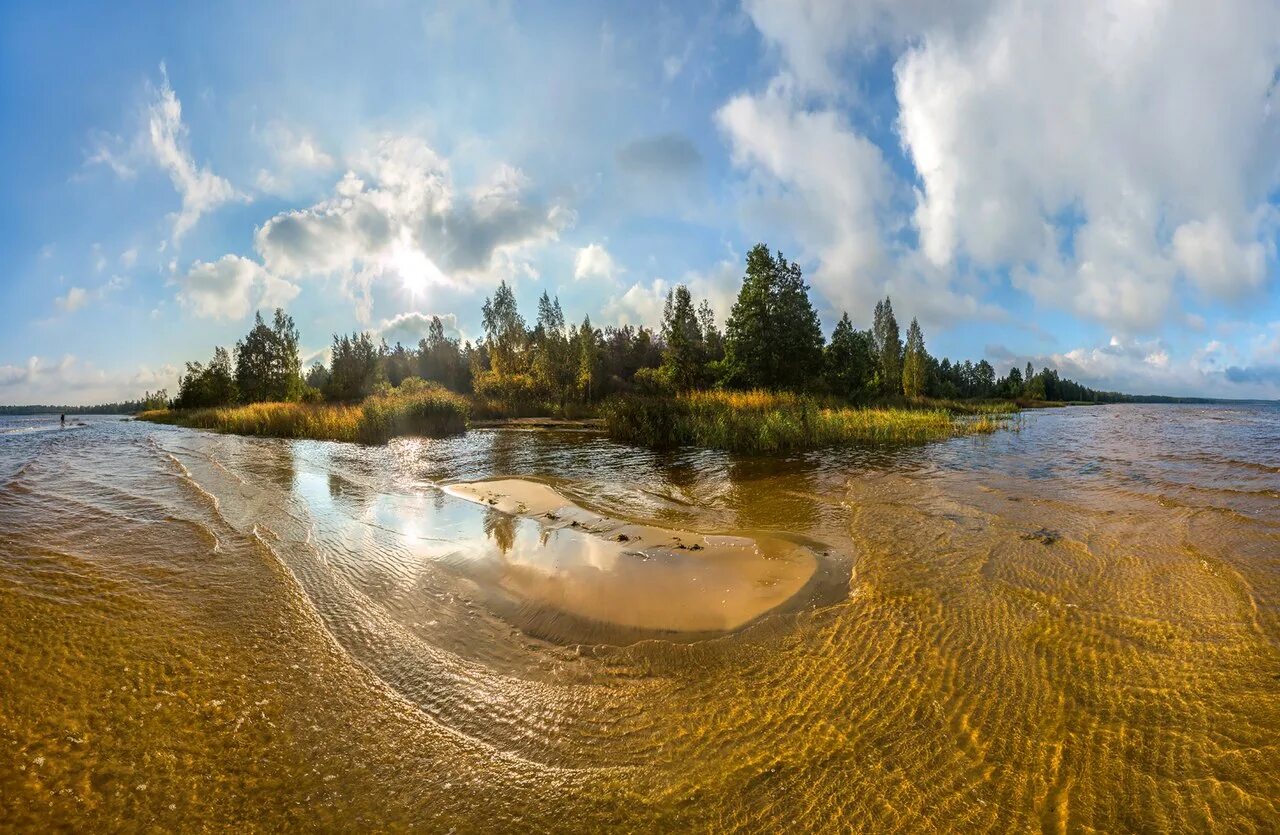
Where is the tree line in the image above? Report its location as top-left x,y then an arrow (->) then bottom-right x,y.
170,242 -> 1140,411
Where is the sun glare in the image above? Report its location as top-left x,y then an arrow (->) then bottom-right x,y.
387,233 -> 442,297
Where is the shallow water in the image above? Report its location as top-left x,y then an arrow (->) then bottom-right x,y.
1,405 -> 1277,831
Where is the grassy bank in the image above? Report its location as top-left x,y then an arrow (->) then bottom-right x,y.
601,390 -> 1015,453
138,384 -> 469,444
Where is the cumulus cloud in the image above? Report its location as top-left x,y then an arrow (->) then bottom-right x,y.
602,257 -> 740,328
893,0 -> 1280,329
716,80 -> 991,325
120,247 -> 138,268
743,0 -> 988,94
177,255 -> 298,320
378,311 -> 462,345
986,329 -> 1280,399
603,279 -> 669,327
574,243 -> 619,282
254,136 -> 569,321
734,0 -> 1280,332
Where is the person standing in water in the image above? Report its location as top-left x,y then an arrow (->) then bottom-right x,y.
60,413 -> 65,427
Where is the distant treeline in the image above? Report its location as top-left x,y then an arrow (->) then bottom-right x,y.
0,395 -> 168,415
31,242 -> 1244,415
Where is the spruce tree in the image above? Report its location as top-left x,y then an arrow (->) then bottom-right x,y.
772,253 -> 825,389
872,297 -> 903,396
902,317 -> 927,397
723,244 -> 776,388
723,244 -> 824,390
660,285 -> 704,390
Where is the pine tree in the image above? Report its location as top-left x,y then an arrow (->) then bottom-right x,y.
824,312 -> 875,398
771,253 -> 825,389
576,315 -> 600,401
723,244 -> 824,390
872,297 -> 903,396
902,317 -> 927,397
661,285 -> 704,390
723,244 -> 776,388
697,299 -> 724,362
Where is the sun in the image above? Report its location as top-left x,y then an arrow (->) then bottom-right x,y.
387,232 -> 443,297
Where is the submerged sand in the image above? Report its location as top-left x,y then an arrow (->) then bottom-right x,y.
443,478 -> 818,632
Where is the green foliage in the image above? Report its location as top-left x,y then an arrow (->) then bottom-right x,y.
473,369 -> 540,404
382,341 -> 415,387
902,318 -> 928,397
872,297 -> 902,396
825,312 -> 875,399
139,380 -> 469,444
140,390 -> 171,412
660,285 -> 706,390
723,244 -> 824,389
531,291 -> 575,405
355,384 -> 470,443
602,390 -> 1011,453
698,299 -> 724,363
575,315 -> 601,401
235,309 -> 304,403
176,346 -> 238,409
723,244 -> 777,388
481,280 -> 527,376
326,331 -> 384,401
417,316 -> 470,392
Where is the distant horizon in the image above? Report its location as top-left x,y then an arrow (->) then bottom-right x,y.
4,2 -> 1279,403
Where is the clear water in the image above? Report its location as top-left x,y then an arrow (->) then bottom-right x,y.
1,406 -> 1277,830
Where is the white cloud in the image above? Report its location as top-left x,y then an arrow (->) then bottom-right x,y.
742,0 -> 988,94
574,243 -> 619,282
736,0 -> 1280,332
119,247 -> 138,268
892,0 -> 1280,329
176,255 -> 298,320
88,66 -> 240,241
134,65 -> 240,242
0,355 -> 180,406
986,328 -> 1280,399
716,79 -> 993,327
254,135 -> 569,322
603,278 -> 669,327
1172,215 -> 1268,297
601,258 -> 739,329
255,122 -> 337,195
54,287 -> 88,313
378,311 -> 462,346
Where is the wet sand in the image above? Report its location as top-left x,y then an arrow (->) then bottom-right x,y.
444,478 -> 819,632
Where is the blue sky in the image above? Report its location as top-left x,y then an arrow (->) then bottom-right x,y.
3,0 -> 1279,404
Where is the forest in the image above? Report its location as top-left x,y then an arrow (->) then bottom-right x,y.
165,244 -> 1126,414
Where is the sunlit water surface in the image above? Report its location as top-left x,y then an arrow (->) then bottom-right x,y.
1,405 -> 1277,831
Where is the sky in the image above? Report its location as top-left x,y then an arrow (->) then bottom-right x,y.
2,0 -> 1279,405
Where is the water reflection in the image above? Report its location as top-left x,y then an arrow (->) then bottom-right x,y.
2,406 -> 1277,831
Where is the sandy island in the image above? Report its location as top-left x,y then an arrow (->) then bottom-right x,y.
443,478 -> 819,633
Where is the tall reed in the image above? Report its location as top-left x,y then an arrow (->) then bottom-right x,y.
138,384 -> 469,444
601,390 -> 1014,453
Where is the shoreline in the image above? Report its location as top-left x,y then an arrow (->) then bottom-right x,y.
442,477 -> 834,635
137,390 -> 1035,452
